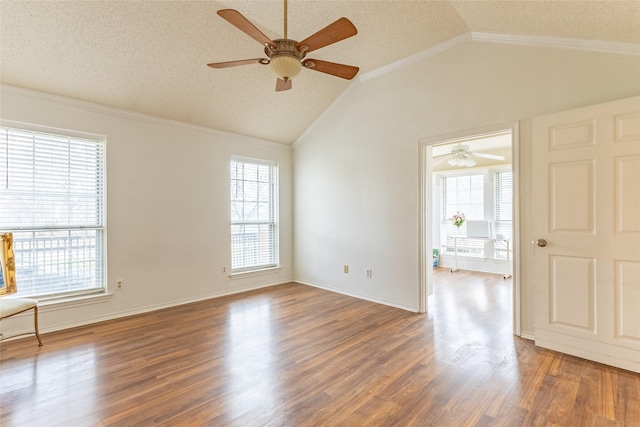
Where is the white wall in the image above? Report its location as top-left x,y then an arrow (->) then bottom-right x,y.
293,40 -> 640,334
1,85 -> 293,335
2,40 -> 639,340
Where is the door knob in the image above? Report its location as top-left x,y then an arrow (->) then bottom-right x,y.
534,239 -> 547,247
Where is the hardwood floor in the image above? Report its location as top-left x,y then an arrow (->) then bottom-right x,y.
1,269 -> 639,426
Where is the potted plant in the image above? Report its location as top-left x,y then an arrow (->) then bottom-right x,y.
432,248 -> 440,268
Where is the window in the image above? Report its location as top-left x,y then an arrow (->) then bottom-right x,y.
440,174 -> 485,256
230,158 -> 278,273
494,170 -> 513,259
0,125 -> 106,299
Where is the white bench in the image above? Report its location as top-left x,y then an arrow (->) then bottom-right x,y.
0,297 -> 43,346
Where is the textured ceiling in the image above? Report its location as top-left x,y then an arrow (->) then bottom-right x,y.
1,1 -> 639,145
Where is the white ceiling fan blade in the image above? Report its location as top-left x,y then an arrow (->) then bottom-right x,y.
472,152 -> 505,160
433,155 -> 452,166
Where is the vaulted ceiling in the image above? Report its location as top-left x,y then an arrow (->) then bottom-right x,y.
2,1 -> 639,145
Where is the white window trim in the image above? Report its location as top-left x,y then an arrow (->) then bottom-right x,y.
0,120 -> 108,300
230,156 -> 279,274
229,266 -> 281,279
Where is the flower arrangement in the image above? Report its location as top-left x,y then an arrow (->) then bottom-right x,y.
450,211 -> 466,228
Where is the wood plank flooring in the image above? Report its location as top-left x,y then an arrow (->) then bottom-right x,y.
1,269 -> 639,426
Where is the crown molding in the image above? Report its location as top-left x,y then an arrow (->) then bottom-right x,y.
293,31 -> 639,149
294,31 -> 474,146
359,32 -> 472,82
471,32 -> 640,55
359,31 -> 639,84
0,84 -> 292,151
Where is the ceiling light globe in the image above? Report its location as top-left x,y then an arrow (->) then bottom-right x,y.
270,55 -> 302,80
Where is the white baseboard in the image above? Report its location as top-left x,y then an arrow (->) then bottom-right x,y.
293,279 -> 418,313
519,331 -> 535,341
4,281 -> 292,337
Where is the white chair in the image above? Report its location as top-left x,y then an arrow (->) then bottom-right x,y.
0,233 -> 43,346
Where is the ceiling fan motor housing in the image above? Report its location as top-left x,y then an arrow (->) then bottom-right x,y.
266,39 -> 306,80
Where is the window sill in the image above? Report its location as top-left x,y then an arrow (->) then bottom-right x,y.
37,292 -> 113,311
229,267 -> 281,280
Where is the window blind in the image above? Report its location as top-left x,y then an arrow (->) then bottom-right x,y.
230,158 -> 278,272
441,174 -> 485,256
495,170 -> 513,258
0,126 -> 106,298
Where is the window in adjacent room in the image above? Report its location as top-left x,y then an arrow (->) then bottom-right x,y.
494,170 -> 513,259
230,157 -> 278,273
0,124 -> 106,299
440,173 -> 485,256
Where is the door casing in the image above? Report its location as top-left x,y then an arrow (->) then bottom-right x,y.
418,121 -> 521,337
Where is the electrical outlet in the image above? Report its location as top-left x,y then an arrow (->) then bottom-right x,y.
344,265 -> 349,274
116,279 -> 124,289
366,269 -> 372,278
222,266 -> 227,274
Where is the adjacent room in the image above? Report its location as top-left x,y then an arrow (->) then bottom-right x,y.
431,132 -> 513,277
1,1 -> 639,425
428,131 -> 514,340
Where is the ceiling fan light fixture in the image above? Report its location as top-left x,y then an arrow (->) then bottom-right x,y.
269,54 -> 302,80
447,157 -> 462,167
447,156 -> 476,167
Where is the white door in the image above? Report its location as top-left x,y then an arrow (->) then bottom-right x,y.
533,96 -> 640,373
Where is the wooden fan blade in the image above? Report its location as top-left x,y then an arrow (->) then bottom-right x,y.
276,78 -> 292,92
296,17 -> 357,53
303,59 -> 359,80
217,9 -> 275,48
207,58 -> 266,69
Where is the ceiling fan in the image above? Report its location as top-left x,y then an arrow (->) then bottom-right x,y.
207,0 -> 359,92
434,144 -> 506,168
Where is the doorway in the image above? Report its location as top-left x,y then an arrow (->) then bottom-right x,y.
419,122 -> 521,336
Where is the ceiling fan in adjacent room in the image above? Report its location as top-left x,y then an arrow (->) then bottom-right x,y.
433,144 -> 506,168
207,0 -> 359,91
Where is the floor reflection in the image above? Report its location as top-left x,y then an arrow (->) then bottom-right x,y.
2,280 -> 636,425
430,268 -> 521,391
225,297 -> 277,420
1,345 -> 98,426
